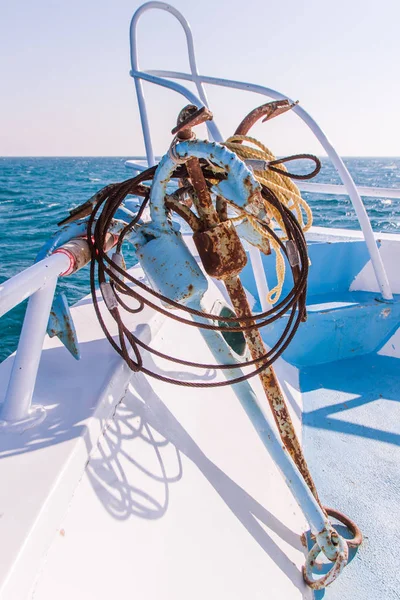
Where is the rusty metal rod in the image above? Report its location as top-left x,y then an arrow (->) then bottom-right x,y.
194,167 -> 319,497
223,274 -> 320,502
234,99 -> 298,137
185,158 -> 220,230
178,124 -> 321,504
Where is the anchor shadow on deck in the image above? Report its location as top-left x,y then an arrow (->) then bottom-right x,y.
301,352 -> 400,447
0,333 -> 310,595
300,350 -> 400,600
86,368 -> 307,592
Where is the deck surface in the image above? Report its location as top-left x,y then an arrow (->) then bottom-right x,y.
2,229 -> 399,599
30,294 -> 311,600
301,347 -> 400,599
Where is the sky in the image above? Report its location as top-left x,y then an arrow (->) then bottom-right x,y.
1,0 -> 399,157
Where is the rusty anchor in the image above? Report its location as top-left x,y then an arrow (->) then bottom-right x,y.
172,104 -> 321,502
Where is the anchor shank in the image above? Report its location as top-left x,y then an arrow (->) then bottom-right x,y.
184,142 -> 321,503
224,274 -> 320,503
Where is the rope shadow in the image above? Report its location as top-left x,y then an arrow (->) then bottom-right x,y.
86,370 -> 309,593
301,353 -> 400,447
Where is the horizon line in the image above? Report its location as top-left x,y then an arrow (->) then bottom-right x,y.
1,155 -> 400,160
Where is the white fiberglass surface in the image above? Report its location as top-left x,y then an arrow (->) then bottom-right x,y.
31,308 -> 310,600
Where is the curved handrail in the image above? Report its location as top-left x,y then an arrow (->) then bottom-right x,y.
0,253 -> 70,428
129,1 -> 222,164
128,4 -> 393,300
130,2 -> 208,105
145,69 -> 393,299
297,181 -> 400,199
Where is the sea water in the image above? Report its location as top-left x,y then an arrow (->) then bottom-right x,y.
1,156 -> 399,361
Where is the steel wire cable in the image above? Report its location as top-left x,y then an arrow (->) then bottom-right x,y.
87,156 -> 316,386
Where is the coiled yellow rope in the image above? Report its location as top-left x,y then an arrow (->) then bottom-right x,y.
224,135 -> 313,304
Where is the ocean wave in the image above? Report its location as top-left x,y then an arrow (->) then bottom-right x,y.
0,188 -> 20,197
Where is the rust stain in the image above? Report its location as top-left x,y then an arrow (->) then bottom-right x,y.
324,507 -> 363,548
234,99 -> 298,138
193,221 -> 247,279
224,274 -> 322,504
172,104 -> 213,139
168,102 -> 323,510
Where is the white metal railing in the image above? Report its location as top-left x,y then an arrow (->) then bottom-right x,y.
0,252 -> 70,430
129,1 -> 394,302
297,182 -> 400,199
126,159 -> 400,201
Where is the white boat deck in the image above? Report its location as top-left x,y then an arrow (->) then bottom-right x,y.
0,255 -> 310,600
31,312 -> 310,600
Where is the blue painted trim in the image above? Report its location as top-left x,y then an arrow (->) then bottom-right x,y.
240,240 -> 372,308
261,292 -> 400,367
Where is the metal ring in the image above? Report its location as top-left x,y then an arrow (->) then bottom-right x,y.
302,535 -> 349,590
167,138 -> 186,164
324,506 -> 363,548
168,135 -> 194,164
167,142 -> 186,164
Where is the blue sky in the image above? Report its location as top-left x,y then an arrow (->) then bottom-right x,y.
1,0 -> 399,157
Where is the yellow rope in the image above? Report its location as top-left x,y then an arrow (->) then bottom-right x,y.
224,135 -> 313,304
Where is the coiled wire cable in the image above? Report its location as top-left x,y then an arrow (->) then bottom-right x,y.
86,154 -> 318,387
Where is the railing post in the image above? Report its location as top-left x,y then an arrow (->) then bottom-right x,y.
0,276 -> 58,430
248,246 -> 271,313
293,104 -> 394,301
129,0 -> 223,161
141,69 -> 394,301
